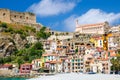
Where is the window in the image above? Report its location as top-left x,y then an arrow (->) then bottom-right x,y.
26,17 -> 28,19
71,47 -> 73,49
87,52 -> 89,54
63,46 -> 66,48
68,63 -> 70,66
20,16 -> 22,18
72,63 -> 74,66
100,40 -> 102,46
72,67 -> 74,69
26,68 -> 29,70
52,32 -> 54,35
72,60 -> 74,63
3,13 -> 5,16
22,68 -> 25,70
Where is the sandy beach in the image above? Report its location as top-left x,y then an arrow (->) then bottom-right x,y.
28,73 -> 120,80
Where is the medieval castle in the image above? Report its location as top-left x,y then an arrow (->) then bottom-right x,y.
0,8 -> 36,24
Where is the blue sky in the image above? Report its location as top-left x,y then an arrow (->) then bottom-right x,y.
0,0 -> 120,32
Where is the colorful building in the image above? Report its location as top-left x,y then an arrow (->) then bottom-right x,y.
20,63 -> 32,73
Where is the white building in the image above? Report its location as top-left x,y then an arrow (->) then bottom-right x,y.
75,20 -> 109,34
43,40 -> 57,53
109,25 -> 120,33
90,62 -> 103,73
32,59 -> 41,70
26,36 -> 37,43
108,36 -> 118,50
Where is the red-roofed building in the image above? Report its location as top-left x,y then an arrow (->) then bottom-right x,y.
0,64 -> 13,70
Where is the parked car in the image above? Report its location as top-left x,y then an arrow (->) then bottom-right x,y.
115,71 -> 120,75
118,71 -> 120,75
110,71 -> 114,74
110,71 -> 120,75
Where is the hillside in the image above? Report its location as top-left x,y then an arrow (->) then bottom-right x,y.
0,22 -> 51,66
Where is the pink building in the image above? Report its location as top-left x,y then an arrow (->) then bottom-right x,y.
20,63 -> 32,73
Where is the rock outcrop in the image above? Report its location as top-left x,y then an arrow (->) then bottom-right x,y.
0,33 -> 27,57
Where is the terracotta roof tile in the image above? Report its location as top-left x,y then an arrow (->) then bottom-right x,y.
0,64 -> 12,68
33,59 -> 41,61
22,63 -> 32,65
42,53 -> 58,57
57,48 -> 62,50
101,58 -> 109,61
50,60 -> 62,64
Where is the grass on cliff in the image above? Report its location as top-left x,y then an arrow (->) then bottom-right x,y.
0,22 -> 36,39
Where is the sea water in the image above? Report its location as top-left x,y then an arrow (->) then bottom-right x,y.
0,77 -> 27,80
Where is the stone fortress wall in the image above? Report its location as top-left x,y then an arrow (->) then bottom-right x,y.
0,8 -> 36,24
0,9 -> 11,23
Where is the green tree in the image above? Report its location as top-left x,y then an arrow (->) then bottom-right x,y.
37,27 -> 51,39
29,42 -> 44,57
0,22 -> 7,28
55,33 -> 58,36
75,48 -> 78,54
66,32 -> 69,35
16,57 -> 24,68
3,56 -> 12,63
111,53 -> 120,71
34,42 -> 43,50
0,58 -> 4,64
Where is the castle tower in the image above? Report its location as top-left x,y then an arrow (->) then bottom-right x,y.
0,9 -> 11,23
75,19 -> 83,33
76,19 -> 79,28
24,12 -> 36,24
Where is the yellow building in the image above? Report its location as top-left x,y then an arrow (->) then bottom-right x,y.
90,33 -> 112,50
90,36 -> 103,48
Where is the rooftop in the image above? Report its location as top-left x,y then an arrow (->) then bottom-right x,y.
76,22 -> 107,28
